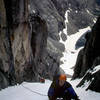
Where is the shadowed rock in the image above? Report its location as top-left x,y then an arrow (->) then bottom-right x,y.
72,16 -> 100,92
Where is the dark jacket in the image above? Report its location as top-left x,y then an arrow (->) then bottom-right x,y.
48,80 -> 78,100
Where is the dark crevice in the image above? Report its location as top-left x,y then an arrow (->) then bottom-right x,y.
4,0 -> 13,29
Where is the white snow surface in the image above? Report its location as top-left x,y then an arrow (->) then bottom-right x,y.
0,11 -> 100,100
92,65 -> 100,74
0,79 -> 100,100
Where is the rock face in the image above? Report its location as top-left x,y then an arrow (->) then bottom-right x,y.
29,0 -> 66,79
75,32 -> 87,50
30,0 -> 65,40
50,0 -> 100,35
66,0 -> 100,35
72,17 -> 100,92
0,0 -> 65,90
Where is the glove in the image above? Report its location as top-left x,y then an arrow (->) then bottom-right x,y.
74,96 -> 80,100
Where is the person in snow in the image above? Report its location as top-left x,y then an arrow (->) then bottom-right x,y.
48,74 -> 79,100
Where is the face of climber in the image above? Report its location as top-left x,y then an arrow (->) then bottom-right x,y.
58,74 -> 66,86
59,80 -> 65,86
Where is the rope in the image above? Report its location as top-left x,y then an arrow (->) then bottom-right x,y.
21,84 -> 48,96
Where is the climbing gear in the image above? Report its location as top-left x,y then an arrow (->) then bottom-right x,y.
59,74 -> 67,81
39,77 -> 45,83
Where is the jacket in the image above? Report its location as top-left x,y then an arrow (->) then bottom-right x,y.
48,80 -> 78,100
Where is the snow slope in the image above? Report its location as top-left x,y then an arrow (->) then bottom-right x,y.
0,11 -> 100,100
0,79 -> 100,100
0,80 -> 51,100
59,27 -> 90,75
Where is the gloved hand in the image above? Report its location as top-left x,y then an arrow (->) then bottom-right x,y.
56,98 -> 63,100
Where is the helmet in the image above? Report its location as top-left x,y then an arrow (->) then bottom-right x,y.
59,74 -> 67,81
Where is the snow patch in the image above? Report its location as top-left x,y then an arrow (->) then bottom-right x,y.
0,80 -> 51,100
91,65 -> 100,74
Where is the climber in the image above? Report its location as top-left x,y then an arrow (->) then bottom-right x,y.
48,74 -> 79,100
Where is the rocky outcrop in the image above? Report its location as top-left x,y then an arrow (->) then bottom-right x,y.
76,57 -> 100,92
0,0 -> 65,90
30,0 -> 65,40
49,0 -> 100,35
28,0 -> 66,79
66,0 -> 100,35
75,32 -> 87,50
72,16 -> 100,92
0,0 -> 15,89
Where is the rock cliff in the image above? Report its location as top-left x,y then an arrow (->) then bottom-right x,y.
0,0 -> 65,90
72,16 -> 100,92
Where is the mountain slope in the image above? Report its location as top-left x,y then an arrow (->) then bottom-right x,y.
0,0 -> 99,90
